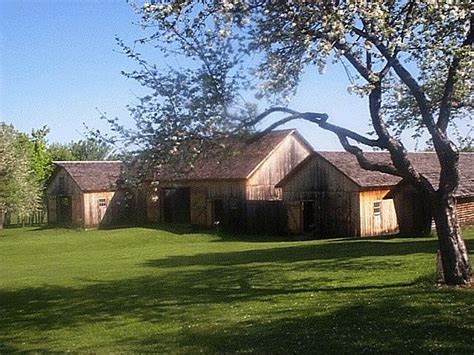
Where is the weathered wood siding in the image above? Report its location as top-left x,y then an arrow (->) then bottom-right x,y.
281,154 -> 360,237
246,133 -> 311,200
246,201 -> 287,235
83,191 -> 116,229
359,189 -> 399,237
391,184 -> 433,236
392,188 -> 473,233
456,197 -> 474,227
46,168 -> 83,226
281,154 -> 359,199
151,180 -> 246,229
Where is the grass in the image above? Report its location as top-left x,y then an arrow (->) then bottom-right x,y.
0,226 -> 473,353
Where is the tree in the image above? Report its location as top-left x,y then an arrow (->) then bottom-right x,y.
0,124 -> 42,229
113,1 -> 472,285
48,142 -> 77,161
48,138 -> 119,161
17,126 -> 54,184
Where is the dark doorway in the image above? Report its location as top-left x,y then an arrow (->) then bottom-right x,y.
212,199 -> 224,224
303,201 -> 315,233
162,188 -> 191,224
57,196 -> 72,225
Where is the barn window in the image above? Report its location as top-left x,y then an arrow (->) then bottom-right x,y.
98,198 -> 107,207
373,201 -> 382,216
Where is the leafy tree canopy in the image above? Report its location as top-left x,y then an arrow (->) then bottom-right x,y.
16,126 -> 54,184
49,138 -> 119,162
0,123 -> 42,221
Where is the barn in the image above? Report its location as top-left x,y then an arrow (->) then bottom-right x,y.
276,151 -> 474,238
144,129 -> 313,233
46,161 -> 130,229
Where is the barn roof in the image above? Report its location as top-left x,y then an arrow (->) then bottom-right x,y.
52,161 -> 123,192
277,151 -> 474,198
155,129 -> 312,181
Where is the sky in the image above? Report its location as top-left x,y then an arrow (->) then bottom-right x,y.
1,0 -> 417,151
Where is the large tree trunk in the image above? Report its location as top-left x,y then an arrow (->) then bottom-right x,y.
432,193 -> 471,285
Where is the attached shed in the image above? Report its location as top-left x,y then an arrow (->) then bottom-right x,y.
276,152 -> 400,238
46,161 -> 129,229
145,129 -> 313,233
387,153 -> 474,235
277,151 -> 474,238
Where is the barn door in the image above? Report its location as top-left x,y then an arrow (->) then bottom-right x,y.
191,189 -> 207,226
48,196 -> 57,224
57,196 -> 72,225
287,202 -> 302,234
98,198 -> 108,222
302,201 -> 315,233
163,188 -> 191,224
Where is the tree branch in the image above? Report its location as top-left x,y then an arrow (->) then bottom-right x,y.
336,134 -> 401,176
438,14 -> 473,132
247,109 -> 383,148
350,26 -> 437,134
334,42 -> 373,82
367,81 -> 435,194
243,107 -> 318,127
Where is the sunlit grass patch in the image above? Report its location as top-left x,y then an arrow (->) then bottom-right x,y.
0,227 -> 472,353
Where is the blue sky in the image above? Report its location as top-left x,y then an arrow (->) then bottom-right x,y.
2,0 -> 394,151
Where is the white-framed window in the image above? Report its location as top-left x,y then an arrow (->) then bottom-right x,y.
98,198 -> 107,207
373,201 -> 382,217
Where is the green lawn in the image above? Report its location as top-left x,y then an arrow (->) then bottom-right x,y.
1,227 -> 473,353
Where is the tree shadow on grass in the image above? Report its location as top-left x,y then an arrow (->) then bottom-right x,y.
160,290 -> 474,354
143,238 -> 445,269
1,262 -> 473,352
1,236 -> 473,352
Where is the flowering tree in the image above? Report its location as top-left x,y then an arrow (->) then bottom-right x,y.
118,1 -> 472,285
0,124 -> 41,228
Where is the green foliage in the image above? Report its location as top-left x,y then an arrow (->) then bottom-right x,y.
0,227 -> 473,352
48,138 -> 118,161
16,126 -> 54,184
0,124 -> 42,220
48,142 -> 77,161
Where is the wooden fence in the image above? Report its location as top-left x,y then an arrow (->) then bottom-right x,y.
3,210 -> 48,227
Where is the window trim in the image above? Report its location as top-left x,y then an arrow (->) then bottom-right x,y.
373,200 -> 382,217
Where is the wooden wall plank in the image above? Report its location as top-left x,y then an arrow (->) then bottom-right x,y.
246,133 -> 311,200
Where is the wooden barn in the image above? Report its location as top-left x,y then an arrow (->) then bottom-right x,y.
144,129 -> 313,233
46,161 -> 130,229
276,151 -> 474,238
